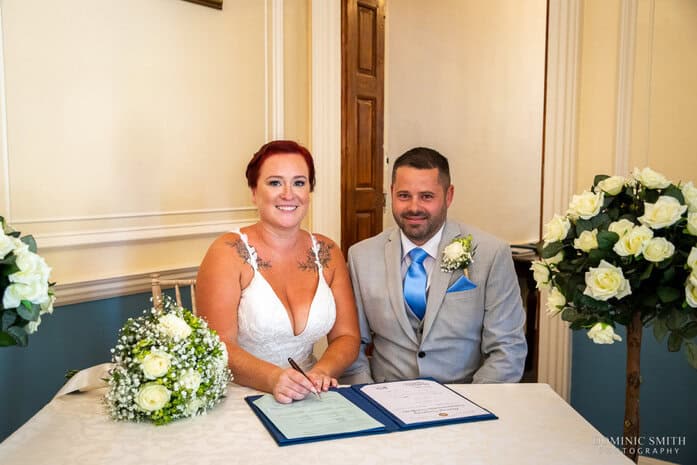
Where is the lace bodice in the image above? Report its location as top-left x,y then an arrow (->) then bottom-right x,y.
234,229 -> 336,370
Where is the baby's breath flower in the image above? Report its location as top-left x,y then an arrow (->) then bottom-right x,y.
105,296 -> 231,424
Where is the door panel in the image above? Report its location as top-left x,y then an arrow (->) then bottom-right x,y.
341,0 -> 385,256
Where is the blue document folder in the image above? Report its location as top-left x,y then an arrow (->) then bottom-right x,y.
245,378 -> 497,446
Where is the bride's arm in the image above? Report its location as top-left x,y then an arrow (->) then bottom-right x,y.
309,235 -> 361,389
197,233 -> 317,403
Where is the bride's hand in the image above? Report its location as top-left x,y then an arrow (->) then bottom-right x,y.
307,368 -> 337,392
271,367 -> 319,404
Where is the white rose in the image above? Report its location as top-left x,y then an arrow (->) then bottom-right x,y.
632,167 -> 670,189
613,225 -> 653,257
587,322 -> 623,344
179,369 -> 202,391
23,316 -> 42,334
530,261 -> 551,289
158,313 -> 192,340
185,397 -> 205,416
546,287 -> 566,315
543,214 -> 571,244
681,181 -> 697,213
687,213 -> 697,236
443,241 -> 465,261
642,237 -> 675,263
0,232 -> 15,257
608,219 -> 635,238
2,284 -> 22,308
638,196 -> 687,229
544,251 -> 564,266
689,247 -> 697,269
567,191 -> 604,220
596,176 -> 626,196
688,269 -> 697,288
135,383 -> 171,412
12,249 -> 50,278
686,283 -> 697,308
584,260 -> 632,301
2,281 -> 49,308
573,229 -> 599,252
141,350 -> 171,379
40,294 -> 56,315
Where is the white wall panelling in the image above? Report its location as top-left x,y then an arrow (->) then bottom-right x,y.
615,0 -> 638,176
310,0 -> 341,242
0,1 -> 292,303
537,0 -> 582,401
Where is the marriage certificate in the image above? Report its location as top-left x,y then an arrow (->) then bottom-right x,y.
252,391 -> 383,440
360,379 -> 490,425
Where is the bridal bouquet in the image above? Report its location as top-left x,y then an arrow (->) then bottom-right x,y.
1,216 -> 55,347
532,168 -> 697,363
105,296 -> 231,425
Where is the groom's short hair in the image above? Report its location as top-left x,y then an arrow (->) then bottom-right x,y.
392,147 -> 451,189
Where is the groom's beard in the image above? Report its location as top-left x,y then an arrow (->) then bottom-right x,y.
394,207 -> 447,245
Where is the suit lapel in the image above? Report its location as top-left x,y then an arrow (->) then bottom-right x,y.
385,229 -> 418,345
422,221 -> 461,339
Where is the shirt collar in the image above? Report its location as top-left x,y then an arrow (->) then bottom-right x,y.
400,225 -> 445,261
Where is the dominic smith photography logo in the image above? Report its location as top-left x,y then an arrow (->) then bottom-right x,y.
594,435 -> 686,457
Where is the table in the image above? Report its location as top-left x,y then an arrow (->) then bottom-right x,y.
0,380 -> 631,465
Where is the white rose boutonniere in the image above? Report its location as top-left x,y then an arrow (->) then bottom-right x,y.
440,234 -> 475,278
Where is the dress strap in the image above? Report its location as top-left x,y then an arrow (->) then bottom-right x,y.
310,233 -> 322,271
232,228 -> 259,272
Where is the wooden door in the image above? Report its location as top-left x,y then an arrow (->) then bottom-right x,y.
341,0 -> 385,256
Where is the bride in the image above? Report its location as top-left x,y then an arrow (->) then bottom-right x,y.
196,140 -> 360,403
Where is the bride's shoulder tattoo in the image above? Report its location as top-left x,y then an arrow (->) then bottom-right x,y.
298,240 -> 334,271
225,239 -> 271,270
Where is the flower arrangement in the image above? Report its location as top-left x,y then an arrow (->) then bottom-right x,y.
532,167 -> 697,462
532,167 -> 697,359
440,234 -> 475,277
105,296 -> 231,425
1,216 -> 55,347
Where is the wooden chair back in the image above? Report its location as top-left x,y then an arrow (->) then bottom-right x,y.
150,273 -> 197,314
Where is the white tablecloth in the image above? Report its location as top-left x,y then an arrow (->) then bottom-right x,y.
0,378 -> 631,465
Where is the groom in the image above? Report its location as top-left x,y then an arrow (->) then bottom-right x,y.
341,147 -> 527,384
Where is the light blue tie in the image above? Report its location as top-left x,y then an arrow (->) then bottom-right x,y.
404,248 -> 429,320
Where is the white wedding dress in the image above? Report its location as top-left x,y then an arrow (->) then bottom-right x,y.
234,229 -> 336,371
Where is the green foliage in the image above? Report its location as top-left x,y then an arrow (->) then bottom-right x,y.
652,317 -> 668,342
685,341 -> 697,369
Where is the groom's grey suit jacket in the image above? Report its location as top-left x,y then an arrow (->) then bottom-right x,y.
341,220 -> 527,384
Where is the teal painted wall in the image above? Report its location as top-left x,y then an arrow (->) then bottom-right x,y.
0,290 -> 192,442
571,327 -> 697,464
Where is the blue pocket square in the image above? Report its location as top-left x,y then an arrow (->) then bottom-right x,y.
447,275 -> 477,292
